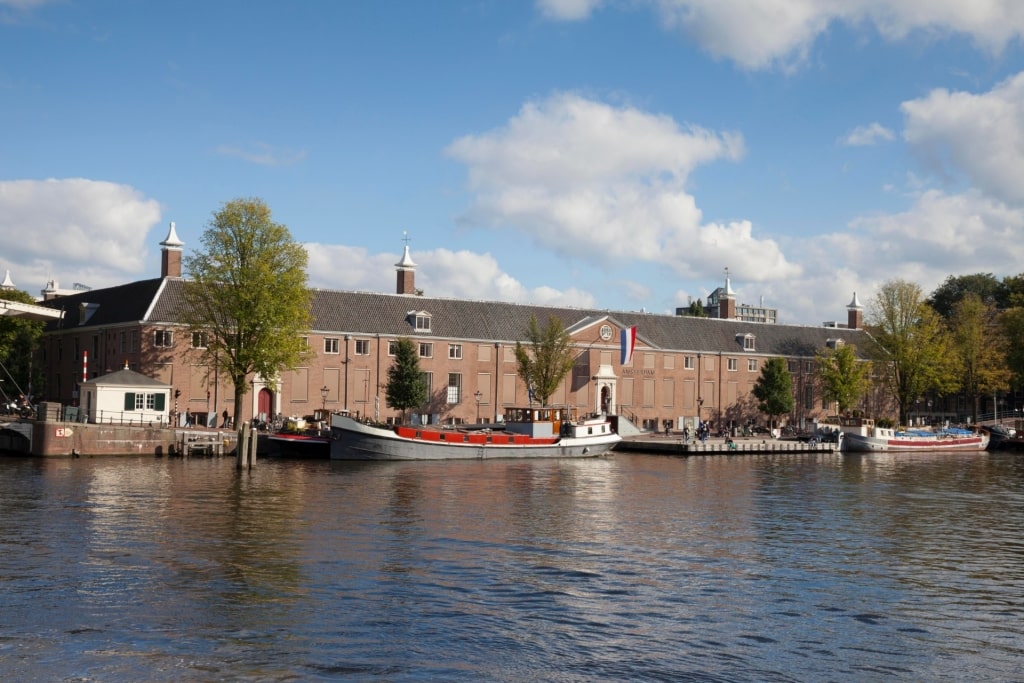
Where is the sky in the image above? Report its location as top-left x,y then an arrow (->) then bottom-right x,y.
2,0 -> 1024,326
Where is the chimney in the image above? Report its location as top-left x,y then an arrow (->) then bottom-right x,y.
720,269 -> 736,320
847,292 -> 863,330
160,221 -> 185,278
395,235 -> 417,295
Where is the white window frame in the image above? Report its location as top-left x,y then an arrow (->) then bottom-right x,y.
449,344 -> 463,360
419,342 -> 433,358
154,330 -> 174,348
355,339 -> 370,355
324,338 -> 340,354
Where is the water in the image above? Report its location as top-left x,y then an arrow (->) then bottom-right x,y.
1,451 -> 1022,682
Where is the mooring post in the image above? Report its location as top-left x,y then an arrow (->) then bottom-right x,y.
249,423 -> 258,469
236,422 -> 249,470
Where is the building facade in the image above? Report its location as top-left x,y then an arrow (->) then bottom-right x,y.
37,228 -> 878,431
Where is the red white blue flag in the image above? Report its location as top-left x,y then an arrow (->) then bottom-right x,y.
620,326 -> 637,365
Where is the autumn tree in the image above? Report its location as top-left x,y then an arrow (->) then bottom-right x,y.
927,273 -> 1005,318
180,197 -> 312,428
514,315 -> 576,406
816,343 -> 869,416
949,293 -> 1011,421
867,279 -> 958,425
385,337 -> 428,423
752,357 -> 794,432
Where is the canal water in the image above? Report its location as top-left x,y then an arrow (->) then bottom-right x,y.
1,451 -> 1022,681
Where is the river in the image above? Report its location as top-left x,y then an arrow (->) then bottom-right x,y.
1,450 -> 1022,681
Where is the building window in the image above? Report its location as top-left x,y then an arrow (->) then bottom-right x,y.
413,313 -> 431,332
419,342 -> 433,358
727,358 -> 738,371
300,336 -> 309,348
191,331 -> 209,349
684,356 -> 695,370
788,360 -> 798,373
805,385 -> 814,410
324,338 -> 340,354
129,330 -> 138,352
422,371 -> 433,398
449,344 -> 462,360
447,373 -> 462,403
119,332 -> 126,353
744,335 -> 755,351
154,330 -> 174,348
388,340 -> 399,355
355,339 -> 370,355
748,358 -> 758,372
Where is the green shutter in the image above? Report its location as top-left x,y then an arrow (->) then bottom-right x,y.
154,393 -> 165,411
124,392 -> 135,410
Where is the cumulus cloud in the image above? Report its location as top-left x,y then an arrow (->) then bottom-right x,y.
902,72 -> 1024,205
305,244 -> 596,308
446,92 -> 797,283
547,1 -> 1024,70
0,179 -> 162,292
840,122 -> 895,146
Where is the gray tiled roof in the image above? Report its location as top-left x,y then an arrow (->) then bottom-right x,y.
50,277 -> 878,359
41,278 -> 166,331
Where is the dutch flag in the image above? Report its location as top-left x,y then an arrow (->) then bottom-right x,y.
620,326 -> 637,365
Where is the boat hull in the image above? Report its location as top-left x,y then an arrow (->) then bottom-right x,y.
330,414 -> 620,461
841,432 -> 988,453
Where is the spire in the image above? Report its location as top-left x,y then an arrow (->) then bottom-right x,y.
724,267 -> 735,298
395,231 -> 416,269
0,269 -> 14,290
847,291 -> 864,330
160,221 -> 184,248
847,291 -> 862,310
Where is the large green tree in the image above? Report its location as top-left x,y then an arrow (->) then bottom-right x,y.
514,315 -> 576,406
180,197 -> 312,427
752,357 -> 794,431
867,278 -> 958,425
385,337 -> 428,423
927,273 -> 1005,318
816,343 -> 869,416
0,289 -> 45,400
949,293 -> 1011,422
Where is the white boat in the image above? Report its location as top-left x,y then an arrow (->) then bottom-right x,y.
838,417 -> 988,453
330,406 -> 621,461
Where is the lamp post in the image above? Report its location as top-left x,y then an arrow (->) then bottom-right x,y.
474,390 -> 482,424
321,385 -> 329,415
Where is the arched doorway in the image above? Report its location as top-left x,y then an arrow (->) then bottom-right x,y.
258,388 -> 273,422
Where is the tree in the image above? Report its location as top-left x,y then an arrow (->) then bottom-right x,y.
680,299 -> 707,317
867,278 -> 958,425
816,343 -> 869,416
949,293 -> 1011,422
752,357 -> 794,432
385,338 -> 428,423
180,197 -> 312,428
927,273 -> 1005,318
514,315 -> 576,406
1002,306 -> 1024,389
0,289 -> 45,400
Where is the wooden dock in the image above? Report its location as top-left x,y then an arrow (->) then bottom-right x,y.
615,434 -> 837,456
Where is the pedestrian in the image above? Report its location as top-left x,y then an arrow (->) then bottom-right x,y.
222,409 -> 230,429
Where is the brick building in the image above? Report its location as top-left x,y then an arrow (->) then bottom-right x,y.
38,226 -> 879,430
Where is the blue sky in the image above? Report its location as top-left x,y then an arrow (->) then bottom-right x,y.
3,0 -> 1024,325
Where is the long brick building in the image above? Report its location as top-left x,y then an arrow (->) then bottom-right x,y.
37,226 -> 881,431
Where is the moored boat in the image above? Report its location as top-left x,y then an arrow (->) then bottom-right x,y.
267,431 -> 332,458
330,406 -> 620,461
838,417 -> 988,453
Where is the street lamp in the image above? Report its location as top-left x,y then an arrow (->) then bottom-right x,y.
321,385 -> 329,415
474,390 -> 482,423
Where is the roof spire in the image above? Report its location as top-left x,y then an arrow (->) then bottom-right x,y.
160,221 -> 184,248
0,269 -> 15,290
847,291 -> 862,310
395,231 -> 416,269
724,266 -> 735,297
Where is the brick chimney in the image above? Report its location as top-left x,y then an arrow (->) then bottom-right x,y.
395,235 -> 417,295
720,270 -> 736,320
160,221 -> 184,278
847,292 -> 863,330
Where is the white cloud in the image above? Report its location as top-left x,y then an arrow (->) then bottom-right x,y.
902,72 -> 1024,205
841,122 -> 895,146
561,1 -> 1024,70
305,244 -> 596,308
0,179 -> 162,292
536,0 -> 603,21
446,93 -> 798,283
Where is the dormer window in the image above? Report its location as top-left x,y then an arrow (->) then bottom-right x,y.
737,333 -> 756,351
408,310 -> 432,333
826,338 -> 845,350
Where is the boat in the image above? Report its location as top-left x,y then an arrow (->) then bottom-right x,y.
268,423 -> 332,458
838,417 -> 988,453
330,406 -> 621,461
